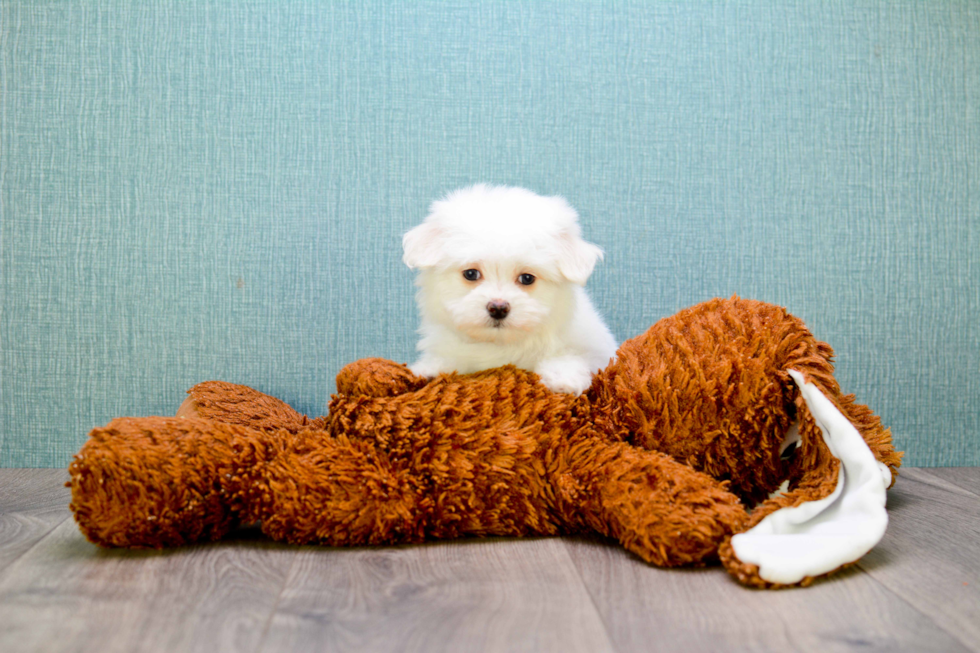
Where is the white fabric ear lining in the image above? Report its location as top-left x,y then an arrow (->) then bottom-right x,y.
729,370 -> 890,585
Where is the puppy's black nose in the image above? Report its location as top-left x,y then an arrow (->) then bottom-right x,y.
487,300 -> 510,320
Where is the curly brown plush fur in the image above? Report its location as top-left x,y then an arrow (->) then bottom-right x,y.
68,297 -> 901,588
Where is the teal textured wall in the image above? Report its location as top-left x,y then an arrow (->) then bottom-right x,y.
2,1 -> 978,467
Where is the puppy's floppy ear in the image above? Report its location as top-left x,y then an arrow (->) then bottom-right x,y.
557,231 -> 604,285
402,222 -> 444,269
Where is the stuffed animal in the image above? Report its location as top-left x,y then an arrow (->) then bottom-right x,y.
68,297 -> 902,588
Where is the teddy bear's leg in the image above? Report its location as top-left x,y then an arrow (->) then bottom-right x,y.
721,371 -> 892,588
249,429 -> 431,546
69,417 -> 277,548
177,380 -> 319,431
248,423 -> 746,558
560,435 -> 748,567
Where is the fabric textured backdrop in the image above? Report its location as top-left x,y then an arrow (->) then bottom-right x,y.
2,1 -> 977,467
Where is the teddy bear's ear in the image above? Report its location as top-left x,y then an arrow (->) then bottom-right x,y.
556,231 -> 604,285
402,221 -> 445,269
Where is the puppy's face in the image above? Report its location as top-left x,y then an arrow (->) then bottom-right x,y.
404,185 -> 602,344
414,261 -> 568,344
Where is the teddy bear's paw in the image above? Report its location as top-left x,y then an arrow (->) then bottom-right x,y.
726,370 -> 890,586
176,395 -> 202,419
339,358 -> 429,397
183,381 -> 309,431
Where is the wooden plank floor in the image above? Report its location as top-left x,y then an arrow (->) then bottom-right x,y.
0,468 -> 977,653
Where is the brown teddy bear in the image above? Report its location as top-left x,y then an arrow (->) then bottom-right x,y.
68,297 -> 902,588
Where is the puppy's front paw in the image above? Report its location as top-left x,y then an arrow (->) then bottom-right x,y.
535,357 -> 594,395
409,356 -> 449,380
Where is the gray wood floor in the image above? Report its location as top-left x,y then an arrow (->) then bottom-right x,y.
0,468 -> 977,653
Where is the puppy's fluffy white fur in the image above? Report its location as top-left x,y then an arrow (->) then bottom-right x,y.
403,184 -> 617,395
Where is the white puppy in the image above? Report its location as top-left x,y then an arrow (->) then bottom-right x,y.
402,184 -> 617,395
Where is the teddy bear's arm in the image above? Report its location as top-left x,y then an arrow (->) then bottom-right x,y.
556,432 -> 749,567
175,359 -> 428,432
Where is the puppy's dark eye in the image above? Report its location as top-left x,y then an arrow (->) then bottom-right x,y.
462,269 -> 482,281
517,273 -> 536,286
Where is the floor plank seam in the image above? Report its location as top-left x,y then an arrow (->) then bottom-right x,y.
251,549 -> 298,653
917,468 -> 980,499
856,558 -> 977,652
0,513 -> 72,585
559,538 -> 621,653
